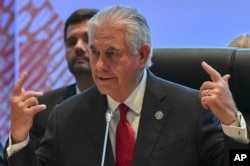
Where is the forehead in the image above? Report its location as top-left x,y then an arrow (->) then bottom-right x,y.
66,21 -> 88,36
90,24 -> 126,46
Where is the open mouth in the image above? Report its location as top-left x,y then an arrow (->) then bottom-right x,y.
98,77 -> 110,81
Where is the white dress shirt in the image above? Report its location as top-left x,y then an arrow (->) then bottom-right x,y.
107,69 -> 147,157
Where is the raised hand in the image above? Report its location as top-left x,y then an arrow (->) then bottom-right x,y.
10,72 -> 46,143
200,62 -> 238,125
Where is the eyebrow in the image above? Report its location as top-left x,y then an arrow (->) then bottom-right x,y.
67,31 -> 88,40
106,46 -> 120,52
89,45 -> 120,51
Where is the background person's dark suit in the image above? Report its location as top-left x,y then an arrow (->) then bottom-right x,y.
30,84 -> 76,148
0,143 -> 3,166
4,71 -> 248,166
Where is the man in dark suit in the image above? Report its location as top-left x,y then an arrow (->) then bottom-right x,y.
29,9 -> 97,149
4,5 -> 249,166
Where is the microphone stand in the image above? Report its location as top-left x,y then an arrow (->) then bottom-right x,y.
101,110 -> 113,166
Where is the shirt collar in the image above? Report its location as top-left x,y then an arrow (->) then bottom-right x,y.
107,69 -> 147,114
76,85 -> 81,94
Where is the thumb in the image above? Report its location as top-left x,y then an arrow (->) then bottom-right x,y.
222,74 -> 231,83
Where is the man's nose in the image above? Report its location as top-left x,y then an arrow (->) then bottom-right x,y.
75,39 -> 88,51
96,54 -> 109,70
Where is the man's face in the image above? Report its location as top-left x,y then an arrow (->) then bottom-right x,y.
89,25 -> 147,102
65,21 -> 91,76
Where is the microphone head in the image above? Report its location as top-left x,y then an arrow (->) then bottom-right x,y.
105,110 -> 113,122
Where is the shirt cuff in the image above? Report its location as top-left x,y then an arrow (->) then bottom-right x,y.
6,133 -> 29,157
221,111 -> 249,144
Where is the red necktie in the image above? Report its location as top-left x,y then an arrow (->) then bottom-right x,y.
116,103 -> 135,166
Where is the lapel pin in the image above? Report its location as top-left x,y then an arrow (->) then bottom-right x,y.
155,111 -> 164,120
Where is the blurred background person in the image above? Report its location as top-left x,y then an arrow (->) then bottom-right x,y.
228,33 -> 250,48
0,142 -> 3,166
29,8 -> 98,149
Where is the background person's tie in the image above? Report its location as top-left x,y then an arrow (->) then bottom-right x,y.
116,103 -> 135,166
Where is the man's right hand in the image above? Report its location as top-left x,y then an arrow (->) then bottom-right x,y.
10,72 -> 46,144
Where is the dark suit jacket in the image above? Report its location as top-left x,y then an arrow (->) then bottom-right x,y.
29,84 -> 76,149
4,71 -> 249,166
0,143 -> 3,166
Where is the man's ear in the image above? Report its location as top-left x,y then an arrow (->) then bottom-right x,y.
138,44 -> 151,68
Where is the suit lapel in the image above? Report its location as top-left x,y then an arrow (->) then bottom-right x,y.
133,71 -> 170,165
85,89 -> 115,166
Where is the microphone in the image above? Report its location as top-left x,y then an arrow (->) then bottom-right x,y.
101,110 -> 113,166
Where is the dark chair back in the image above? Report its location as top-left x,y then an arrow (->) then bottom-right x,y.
150,48 -> 250,123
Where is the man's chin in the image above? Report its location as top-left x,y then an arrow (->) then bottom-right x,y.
95,83 -> 107,91
71,68 -> 91,75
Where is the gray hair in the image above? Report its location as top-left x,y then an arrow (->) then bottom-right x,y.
88,5 -> 153,68
228,33 -> 250,48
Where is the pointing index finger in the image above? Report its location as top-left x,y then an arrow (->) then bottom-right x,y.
13,72 -> 28,96
201,61 -> 222,82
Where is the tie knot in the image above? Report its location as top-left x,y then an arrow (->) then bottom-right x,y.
118,103 -> 129,119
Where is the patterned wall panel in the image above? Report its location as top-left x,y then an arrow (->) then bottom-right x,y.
0,0 -> 74,144
0,0 -> 15,145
